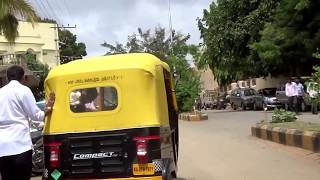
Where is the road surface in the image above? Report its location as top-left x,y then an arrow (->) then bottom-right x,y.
177,110 -> 320,180
31,110 -> 320,180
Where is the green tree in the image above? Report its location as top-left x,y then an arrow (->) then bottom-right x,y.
25,53 -> 50,101
0,0 -> 38,42
199,0 -> 320,85
198,0 -> 279,85
102,27 -> 201,112
59,29 -> 87,64
251,0 -> 320,76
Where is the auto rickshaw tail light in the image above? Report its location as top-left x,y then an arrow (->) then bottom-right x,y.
45,142 -> 62,168
133,136 -> 160,163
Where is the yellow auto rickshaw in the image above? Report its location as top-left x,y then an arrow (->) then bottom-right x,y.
43,53 -> 179,180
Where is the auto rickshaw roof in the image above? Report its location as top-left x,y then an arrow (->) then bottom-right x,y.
47,53 -> 170,79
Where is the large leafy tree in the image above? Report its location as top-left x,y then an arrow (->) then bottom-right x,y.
25,53 -> 50,101
250,0 -> 320,76
198,0 -> 279,85
0,0 -> 38,42
199,0 -> 320,85
59,29 -> 87,64
102,27 -> 201,112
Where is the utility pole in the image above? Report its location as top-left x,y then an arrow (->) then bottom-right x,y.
168,0 -> 173,55
50,24 -> 77,65
168,0 -> 178,82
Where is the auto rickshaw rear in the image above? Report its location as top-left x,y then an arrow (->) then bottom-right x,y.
42,53 -> 179,180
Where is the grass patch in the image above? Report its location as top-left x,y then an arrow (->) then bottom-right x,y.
263,121 -> 320,132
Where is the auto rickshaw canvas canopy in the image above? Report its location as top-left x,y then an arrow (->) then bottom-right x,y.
44,53 -> 173,135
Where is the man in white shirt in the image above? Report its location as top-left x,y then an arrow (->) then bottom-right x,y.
285,79 -> 298,112
0,65 -> 55,180
295,78 -> 305,112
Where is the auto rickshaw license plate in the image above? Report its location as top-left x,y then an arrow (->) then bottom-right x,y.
132,163 -> 155,175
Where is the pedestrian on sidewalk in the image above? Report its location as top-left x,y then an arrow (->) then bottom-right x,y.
296,78 -> 305,112
285,79 -> 298,113
0,65 -> 55,180
307,82 -> 319,114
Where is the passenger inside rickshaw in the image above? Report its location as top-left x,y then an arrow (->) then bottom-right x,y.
70,87 -> 118,112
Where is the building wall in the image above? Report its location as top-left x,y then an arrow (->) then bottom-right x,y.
199,68 -> 219,91
192,66 -> 288,97
234,74 -> 288,91
197,67 -> 220,100
0,21 -> 59,68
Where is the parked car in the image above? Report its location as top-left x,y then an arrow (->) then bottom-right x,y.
276,86 -> 311,111
257,88 -> 283,110
230,88 -> 263,110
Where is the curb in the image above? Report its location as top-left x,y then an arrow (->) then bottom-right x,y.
178,112 -> 208,121
251,124 -> 320,152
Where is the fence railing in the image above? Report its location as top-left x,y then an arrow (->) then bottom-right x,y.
0,55 -> 22,66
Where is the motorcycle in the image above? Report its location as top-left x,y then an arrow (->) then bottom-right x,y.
30,121 -> 44,175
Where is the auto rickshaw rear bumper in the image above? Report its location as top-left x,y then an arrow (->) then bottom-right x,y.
67,176 -> 162,180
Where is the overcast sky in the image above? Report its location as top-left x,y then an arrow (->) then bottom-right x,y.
29,0 -> 213,57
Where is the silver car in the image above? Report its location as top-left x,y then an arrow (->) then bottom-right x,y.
257,88 -> 283,110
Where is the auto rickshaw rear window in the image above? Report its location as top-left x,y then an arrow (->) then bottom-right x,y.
69,86 -> 118,113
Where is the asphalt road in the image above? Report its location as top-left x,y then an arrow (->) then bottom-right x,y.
177,110 -> 320,180
31,110 -> 320,180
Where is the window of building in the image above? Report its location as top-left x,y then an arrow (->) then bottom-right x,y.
241,82 -> 245,87
70,86 -> 118,113
252,79 -> 257,86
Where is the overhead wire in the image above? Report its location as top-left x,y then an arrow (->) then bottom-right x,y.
52,0 -> 67,25
62,0 -> 75,25
30,0 -> 46,18
34,0 -> 51,19
43,0 -> 62,25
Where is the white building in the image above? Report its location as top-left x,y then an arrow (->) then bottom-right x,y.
0,21 -> 59,87
0,21 -> 59,67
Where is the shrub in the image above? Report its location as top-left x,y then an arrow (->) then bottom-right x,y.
271,108 -> 297,123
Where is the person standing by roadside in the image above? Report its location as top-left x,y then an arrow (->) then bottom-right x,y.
285,79 -> 298,113
0,65 -> 55,180
307,82 -> 319,114
296,78 -> 305,112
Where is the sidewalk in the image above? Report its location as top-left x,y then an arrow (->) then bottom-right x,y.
296,113 -> 320,123
264,112 -> 320,124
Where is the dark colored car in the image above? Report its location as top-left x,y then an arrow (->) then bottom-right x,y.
257,88 -> 283,110
230,88 -> 263,110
